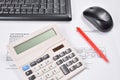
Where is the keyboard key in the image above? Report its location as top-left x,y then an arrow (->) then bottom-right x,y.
1,4 -> 7,8
5,0 -> 11,3
47,3 -> 53,9
33,4 -> 39,9
3,8 -> 9,14
54,8 -> 59,14
15,4 -> 21,8
9,8 -> 14,14
29,0 -> 38,3
8,4 -> 14,8
28,75 -> 36,80
0,8 -> 2,14
60,0 -> 66,14
15,9 -> 20,14
18,0 -> 24,4
41,0 -> 47,4
60,64 -> 70,75
54,0 -> 59,4
27,9 -> 32,14
25,70 -> 33,76
30,61 -> 37,67
39,9 -> 44,14
33,9 -> 39,14
12,0 -> 18,4
21,4 -> 32,9
45,9 -> 52,14
41,3 -> 46,9
0,0 -> 4,3
22,65 -> 30,71
21,9 -> 26,14
47,0 -> 53,3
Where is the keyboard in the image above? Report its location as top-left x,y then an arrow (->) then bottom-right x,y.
0,0 -> 72,21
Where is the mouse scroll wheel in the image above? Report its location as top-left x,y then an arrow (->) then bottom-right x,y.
99,13 -> 110,22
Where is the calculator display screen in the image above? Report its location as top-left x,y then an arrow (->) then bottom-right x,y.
14,29 -> 56,54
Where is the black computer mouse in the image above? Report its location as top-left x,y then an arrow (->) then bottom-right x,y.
83,6 -> 113,32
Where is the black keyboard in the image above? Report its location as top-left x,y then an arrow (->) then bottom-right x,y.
0,0 -> 72,21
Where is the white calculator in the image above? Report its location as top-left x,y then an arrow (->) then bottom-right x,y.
7,25 -> 85,80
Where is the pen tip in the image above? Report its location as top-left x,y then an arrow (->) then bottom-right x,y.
76,27 -> 79,31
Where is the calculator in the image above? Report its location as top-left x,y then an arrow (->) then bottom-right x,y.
7,25 -> 85,80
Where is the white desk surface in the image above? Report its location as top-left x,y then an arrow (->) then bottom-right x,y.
0,0 -> 120,80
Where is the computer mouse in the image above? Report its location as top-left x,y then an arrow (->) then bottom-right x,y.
83,6 -> 113,32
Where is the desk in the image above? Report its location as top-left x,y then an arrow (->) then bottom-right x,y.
0,0 -> 120,80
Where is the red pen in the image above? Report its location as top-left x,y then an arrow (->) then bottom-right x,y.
76,27 -> 109,63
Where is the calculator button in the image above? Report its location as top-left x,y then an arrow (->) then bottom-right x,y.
36,58 -> 43,63
59,52 -> 66,57
28,75 -> 36,80
43,54 -> 50,60
35,71 -> 43,77
60,64 -> 70,75
65,48 -> 72,54
39,62 -> 46,68
45,71 -> 53,78
32,66 -> 40,72
39,75 -> 47,80
68,53 -> 75,58
69,66 -> 76,72
62,56 -> 69,62
49,63 -> 57,70
30,61 -> 37,67
25,70 -> 33,76
49,77 -> 57,80
52,68 -> 60,74
66,61 -> 73,67
56,60 -> 63,65
45,59 -> 53,65
76,62 -> 82,68
42,67 -> 49,73
55,72 -> 64,80
22,65 -> 30,71
72,57 -> 79,63
53,55 -> 59,61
